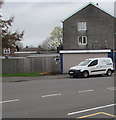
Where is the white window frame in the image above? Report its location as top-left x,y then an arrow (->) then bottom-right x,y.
77,22 -> 87,31
78,36 -> 87,45
3,48 -> 10,54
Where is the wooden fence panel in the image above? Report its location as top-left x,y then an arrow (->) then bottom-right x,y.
2,55 -> 60,74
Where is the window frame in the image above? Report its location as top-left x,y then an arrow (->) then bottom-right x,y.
77,22 -> 87,31
78,36 -> 87,45
88,60 -> 98,67
3,48 -> 10,54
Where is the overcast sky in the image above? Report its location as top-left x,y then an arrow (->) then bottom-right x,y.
2,0 -> 115,47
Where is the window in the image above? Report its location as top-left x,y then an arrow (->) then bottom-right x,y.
78,36 -> 87,45
77,22 -> 87,31
3,48 -> 10,54
78,60 -> 92,66
88,60 -> 98,67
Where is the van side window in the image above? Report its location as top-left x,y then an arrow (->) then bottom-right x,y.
88,60 -> 98,67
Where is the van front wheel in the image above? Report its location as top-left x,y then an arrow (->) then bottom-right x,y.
106,69 -> 112,76
83,71 -> 89,78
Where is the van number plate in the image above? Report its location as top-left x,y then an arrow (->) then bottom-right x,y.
70,72 -> 73,74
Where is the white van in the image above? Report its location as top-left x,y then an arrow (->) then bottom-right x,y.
69,58 -> 114,78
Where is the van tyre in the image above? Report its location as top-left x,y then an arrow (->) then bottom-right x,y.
73,75 -> 77,78
106,69 -> 112,76
83,71 -> 89,78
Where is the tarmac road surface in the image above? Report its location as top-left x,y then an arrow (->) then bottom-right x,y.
2,74 -> 115,118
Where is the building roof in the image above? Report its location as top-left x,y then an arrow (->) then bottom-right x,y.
62,2 -> 115,22
20,47 -> 39,51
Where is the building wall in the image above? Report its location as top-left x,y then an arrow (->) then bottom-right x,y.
62,53 -> 108,73
2,48 -> 15,57
63,4 -> 115,50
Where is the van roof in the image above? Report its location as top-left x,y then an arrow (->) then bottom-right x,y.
86,57 -> 112,60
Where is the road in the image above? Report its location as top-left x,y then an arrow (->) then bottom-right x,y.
2,74 -> 116,119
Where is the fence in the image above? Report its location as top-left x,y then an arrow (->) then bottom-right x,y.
2,54 -> 60,74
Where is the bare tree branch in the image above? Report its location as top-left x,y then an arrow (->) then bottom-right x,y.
40,26 -> 63,50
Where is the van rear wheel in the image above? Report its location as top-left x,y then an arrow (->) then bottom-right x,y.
106,69 -> 112,76
83,71 -> 89,78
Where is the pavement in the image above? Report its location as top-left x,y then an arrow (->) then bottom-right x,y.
2,74 -> 69,82
2,72 -> 116,82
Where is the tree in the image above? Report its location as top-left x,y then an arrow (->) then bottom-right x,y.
41,26 -> 63,50
1,17 -> 24,48
0,2 -> 24,49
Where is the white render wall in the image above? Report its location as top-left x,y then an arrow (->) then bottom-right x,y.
62,53 -> 108,73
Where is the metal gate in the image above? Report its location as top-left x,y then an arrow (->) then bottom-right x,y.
108,50 -> 116,70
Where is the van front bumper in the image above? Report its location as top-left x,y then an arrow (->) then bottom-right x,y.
69,69 -> 82,77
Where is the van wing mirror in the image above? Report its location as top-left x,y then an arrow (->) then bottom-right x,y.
88,64 -> 91,67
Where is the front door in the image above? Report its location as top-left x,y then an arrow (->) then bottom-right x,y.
88,60 -> 99,75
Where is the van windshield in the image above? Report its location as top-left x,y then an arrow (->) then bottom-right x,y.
78,60 -> 92,66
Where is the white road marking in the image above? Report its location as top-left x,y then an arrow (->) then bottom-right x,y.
68,103 -> 116,116
78,89 -> 93,93
0,99 -> 19,104
107,87 -> 116,91
41,93 -> 62,98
